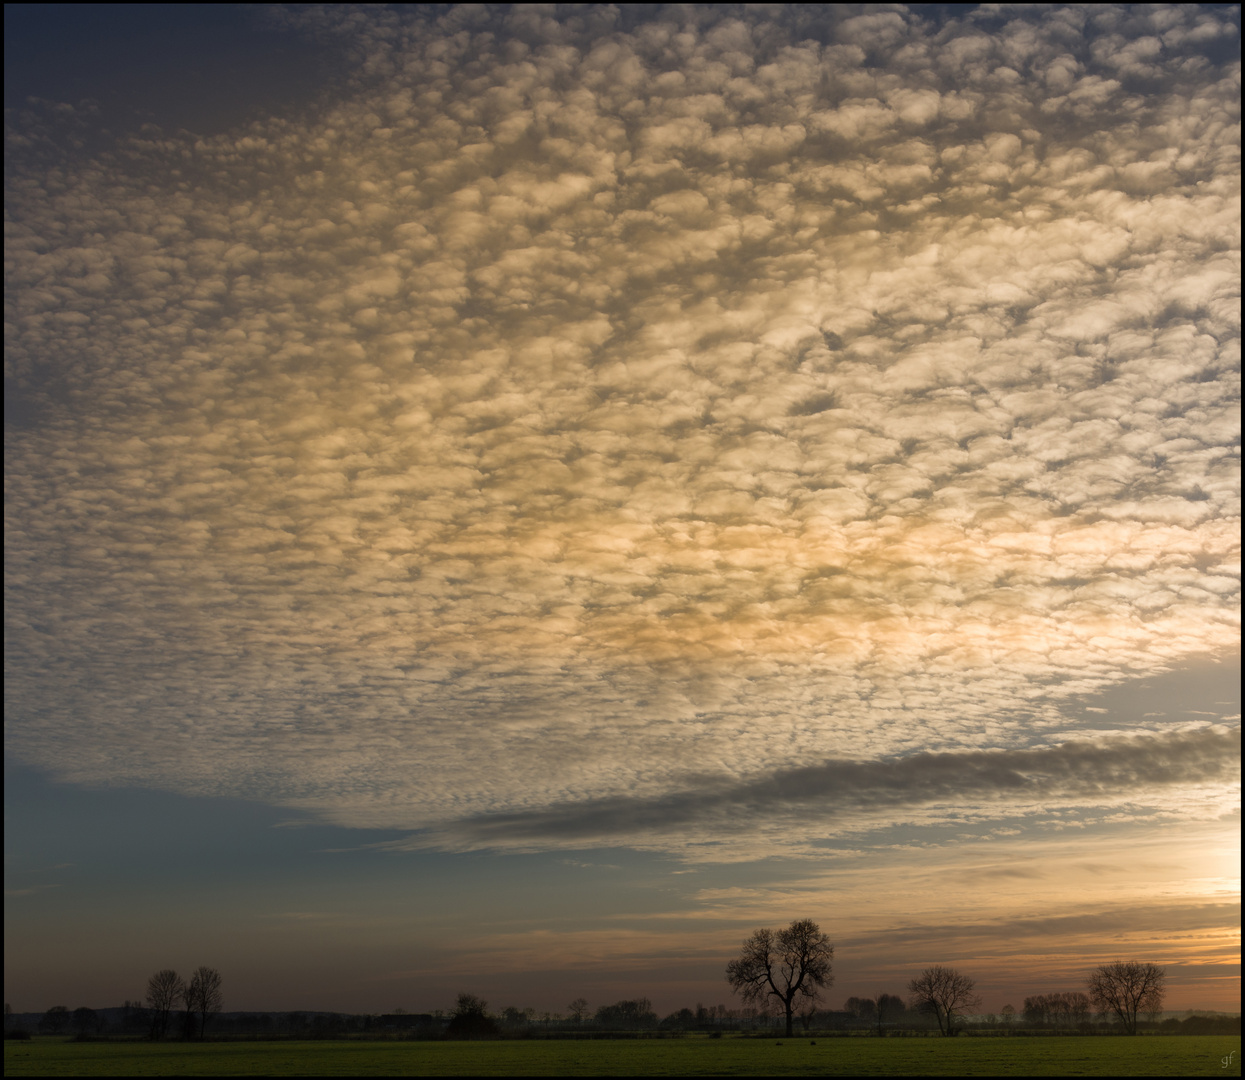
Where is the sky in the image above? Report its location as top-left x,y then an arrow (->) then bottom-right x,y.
4,3 -> 1240,1018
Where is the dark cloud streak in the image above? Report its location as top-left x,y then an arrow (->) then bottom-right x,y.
426,726 -> 1240,847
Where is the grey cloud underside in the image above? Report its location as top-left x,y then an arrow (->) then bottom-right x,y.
421,727 -> 1240,847
4,4 -> 1240,853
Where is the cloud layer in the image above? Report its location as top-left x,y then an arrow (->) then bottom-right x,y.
5,4 -> 1240,854
417,726 -> 1240,851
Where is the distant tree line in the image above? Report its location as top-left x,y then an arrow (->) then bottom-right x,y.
7,996 -> 1238,1043
8,999 -> 1236,1043
1023,991 -> 1092,1027
5,943 -> 1235,1042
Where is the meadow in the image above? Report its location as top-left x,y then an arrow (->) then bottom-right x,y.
4,1035 -> 1241,1076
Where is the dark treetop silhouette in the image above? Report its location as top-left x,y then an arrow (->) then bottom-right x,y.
446,992 -> 498,1038
725,918 -> 834,1038
908,965 -> 981,1036
1087,960 -> 1166,1034
184,967 -> 223,1040
145,970 -> 183,1040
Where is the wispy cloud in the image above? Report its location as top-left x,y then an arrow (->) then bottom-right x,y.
4,884 -> 62,898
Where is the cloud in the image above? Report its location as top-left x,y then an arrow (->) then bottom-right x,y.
4,4 -> 1239,858
411,726 -> 1240,854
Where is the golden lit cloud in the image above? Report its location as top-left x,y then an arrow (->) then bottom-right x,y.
5,4 -> 1239,868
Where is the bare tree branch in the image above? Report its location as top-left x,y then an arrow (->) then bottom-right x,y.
725,919 -> 834,1037
1087,960 -> 1165,1034
145,970 -> 184,1040
184,966 -> 223,1040
908,965 -> 981,1037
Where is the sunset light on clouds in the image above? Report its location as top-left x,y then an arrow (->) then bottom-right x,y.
4,4 -> 1239,1018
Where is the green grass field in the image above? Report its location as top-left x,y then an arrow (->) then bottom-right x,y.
5,1035 -> 1242,1077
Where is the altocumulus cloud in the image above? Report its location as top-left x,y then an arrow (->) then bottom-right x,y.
4,4 -> 1240,857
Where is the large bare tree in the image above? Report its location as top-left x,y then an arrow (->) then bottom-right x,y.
184,966 -> 223,1039
725,919 -> 834,1037
1087,960 -> 1165,1034
908,965 -> 981,1036
145,969 -> 184,1040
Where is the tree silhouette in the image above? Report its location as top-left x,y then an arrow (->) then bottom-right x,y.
446,992 -> 498,1037
876,992 -> 905,1035
1087,960 -> 1165,1034
145,969 -> 184,1040
71,1007 -> 98,1036
725,919 -> 834,1038
844,996 -> 876,1020
184,967 -> 223,1040
908,965 -> 981,1036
